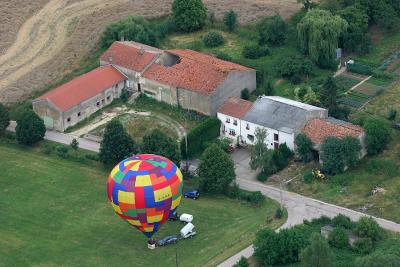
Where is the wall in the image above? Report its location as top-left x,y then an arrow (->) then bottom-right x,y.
209,70 -> 256,115
217,112 -> 242,142
100,61 -> 140,91
32,100 -> 63,131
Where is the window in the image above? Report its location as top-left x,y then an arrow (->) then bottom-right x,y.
274,142 -> 279,150
274,133 -> 279,141
67,117 -> 71,122
107,96 -> 111,101
77,112 -> 81,117
233,120 -> 238,126
246,123 -> 250,130
226,118 -> 230,123
247,134 -> 254,142
96,101 -> 100,107
229,129 -> 236,136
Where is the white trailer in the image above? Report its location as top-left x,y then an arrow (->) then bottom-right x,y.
179,213 -> 193,223
180,223 -> 196,239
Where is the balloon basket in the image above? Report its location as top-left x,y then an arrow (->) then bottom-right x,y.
148,243 -> 156,250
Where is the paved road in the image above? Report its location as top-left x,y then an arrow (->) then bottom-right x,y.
7,121 -> 100,152
218,149 -> 400,267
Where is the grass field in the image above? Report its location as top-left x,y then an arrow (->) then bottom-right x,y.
0,141 -> 285,267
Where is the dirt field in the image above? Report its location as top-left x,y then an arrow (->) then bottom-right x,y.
0,0 -> 300,104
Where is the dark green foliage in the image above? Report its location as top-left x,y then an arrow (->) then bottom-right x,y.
56,145 -> 69,159
388,109 -> 397,121
198,144 -> 235,194
353,238 -> 374,254
347,63 -> 373,75
329,227 -> 349,248
233,257 -> 249,267
172,0 -> 207,32
242,44 -> 270,59
254,226 -> 309,265
41,143 -> 54,155
15,110 -> 46,146
203,31 -> 224,47
275,207 -> 284,219
303,172 -> 314,183
142,129 -> 181,164
214,51 -> 232,61
258,15 -> 287,45
355,251 -> 400,267
321,137 -> 345,175
0,103 -> 10,132
120,89 -> 130,103
366,159 -> 399,177
272,143 -> 294,171
339,6 -> 369,53
330,105 -> 351,120
342,136 -> 362,168
181,117 -> 221,158
100,17 -> 160,49
320,77 -> 338,114
354,217 -> 383,241
70,138 -> 79,150
237,190 -> 265,206
241,88 -> 250,100
276,55 -> 314,83
295,133 -> 314,162
332,214 -> 353,229
99,119 -> 136,165
224,10 -> 238,32
364,117 -> 390,155
300,233 -> 335,267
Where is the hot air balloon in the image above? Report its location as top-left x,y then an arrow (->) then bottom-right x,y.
107,154 -> 183,239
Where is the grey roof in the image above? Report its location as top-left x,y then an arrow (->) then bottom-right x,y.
243,96 -> 327,134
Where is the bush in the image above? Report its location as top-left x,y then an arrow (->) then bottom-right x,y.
120,89 -> 129,103
355,251 -> 400,267
56,145 -> 69,158
224,10 -> 238,32
172,0 -> 208,32
15,110 -> 46,146
275,207 -> 284,219
203,31 -> 224,47
0,103 -> 10,132
295,133 -> 313,162
366,159 -> 398,177
320,137 -> 345,175
355,217 -> 382,241
214,51 -> 232,61
85,154 -> 99,162
241,88 -> 250,100
388,109 -> 397,121
328,227 -> 349,248
181,117 -> 221,158
364,117 -> 391,155
70,138 -> 79,150
258,15 -> 287,45
303,172 -> 314,184
347,63 -> 373,75
237,190 -> 265,206
233,257 -> 249,267
242,44 -> 270,59
332,214 -> 353,229
42,143 -> 54,155
353,238 -> 374,254
276,55 -> 314,83
372,70 -> 396,80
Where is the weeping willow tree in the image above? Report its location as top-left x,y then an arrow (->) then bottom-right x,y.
297,9 -> 348,68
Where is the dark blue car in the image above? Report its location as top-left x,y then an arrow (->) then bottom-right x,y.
157,235 -> 178,247
184,190 -> 200,200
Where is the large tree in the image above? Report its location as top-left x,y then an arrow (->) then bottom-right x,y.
364,117 -> 390,155
297,9 -> 348,68
99,119 -> 136,165
15,110 -> 46,146
258,15 -> 287,45
300,233 -> 334,267
320,137 -> 345,174
198,144 -> 235,194
0,103 -> 10,132
142,129 -> 181,164
319,77 -> 338,113
172,0 -> 207,32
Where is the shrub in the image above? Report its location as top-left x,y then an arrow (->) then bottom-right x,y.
258,15 -> 287,45
366,159 -> 398,177
85,154 -> 99,162
355,217 -> 382,241
70,138 -> 79,150
347,63 -> 373,75
320,137 -> 345,175
224,10 -> 238,32
203,31 -> 224,47
15,110 -> 46,146
275,207 -> 284,219
241,88 -> 250,100
295,133 -> 313,162
181,117 -> 221,158
388,109 -> 397,121
233,257 -> 249,267
372,70 -> 396,80
328,227 -> 349,248
42,143 -> 54,155
353,238 -> 374,254
276,55 -> 314,82
332,214 -> 353,229
364,117 -> 391,155
0,103 -> 10,132
172,0 -> 208,32
242,44 -> 270,59
142,129 -> 181,164
120,89 -> 129,102
355,251 -> 400,267
214,51 -> 232,61
303,172 -> 314,184
56,145 -> 69,158
300,233 -> 335,267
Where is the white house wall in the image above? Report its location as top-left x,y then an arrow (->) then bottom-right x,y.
217,113 -> 242,142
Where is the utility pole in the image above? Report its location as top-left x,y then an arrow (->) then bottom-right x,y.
279,180 -> 283,210
176,248 -> 178,267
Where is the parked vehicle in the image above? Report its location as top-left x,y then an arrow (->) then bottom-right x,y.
157,235 -> 178,247
184,190 -> 200,200
168,212 -> 180,221
179,213 -> 193,223
180,223 -> 196,239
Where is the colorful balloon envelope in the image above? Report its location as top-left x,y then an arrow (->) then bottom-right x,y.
107,154 -> 184,238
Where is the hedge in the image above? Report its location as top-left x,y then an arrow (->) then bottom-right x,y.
181,117 -> 221,158
347,63 -> 373,75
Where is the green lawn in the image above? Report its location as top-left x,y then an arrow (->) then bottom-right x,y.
0,141 -> 285,267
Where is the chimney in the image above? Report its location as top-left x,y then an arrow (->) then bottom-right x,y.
108,56 -> 113,63
120,36 -> 125,42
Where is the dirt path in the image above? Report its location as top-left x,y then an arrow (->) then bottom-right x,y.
0,0 -> 128,93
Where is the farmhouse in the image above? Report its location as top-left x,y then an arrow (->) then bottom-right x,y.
217,96 -> 365,156
100,41 -> 256,115
32,65 -> 127,131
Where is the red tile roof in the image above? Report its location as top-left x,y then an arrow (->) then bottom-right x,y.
302,119 -> 365,145
37,66 -> 127,112
218,97 -> 253,119
100,41 -> 160,72
143,49 -> 254,95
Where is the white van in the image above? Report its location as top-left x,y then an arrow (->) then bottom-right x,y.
179,213 -> 193,223
180,223 -> 196,239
